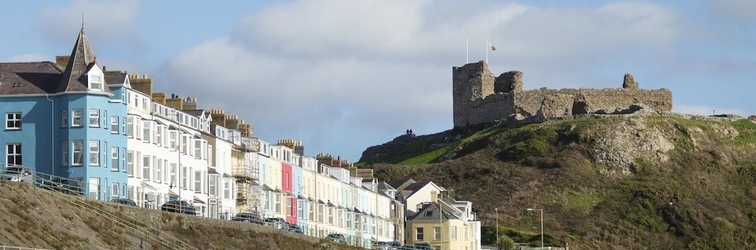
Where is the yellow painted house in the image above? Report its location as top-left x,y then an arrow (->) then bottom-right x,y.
405,190 -> 480,250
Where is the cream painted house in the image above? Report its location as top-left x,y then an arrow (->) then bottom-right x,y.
405,190 -> 480,250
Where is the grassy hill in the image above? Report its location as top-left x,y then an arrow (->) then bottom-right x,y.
0,181 -> 363,250
359,114 -> 756,249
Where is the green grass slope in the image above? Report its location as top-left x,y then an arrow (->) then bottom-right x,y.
360,115 -> 756,249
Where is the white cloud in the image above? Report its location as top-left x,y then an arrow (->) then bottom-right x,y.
35,0 -> 145,51
4,54 -> 50,62
673,105 -> 751,117
162,0 -> 697,160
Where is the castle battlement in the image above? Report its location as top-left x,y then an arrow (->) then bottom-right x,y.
452,60 -> 673,127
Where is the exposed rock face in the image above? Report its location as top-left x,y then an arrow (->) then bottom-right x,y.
623,73 -> 639,89
591,118 -> 675,176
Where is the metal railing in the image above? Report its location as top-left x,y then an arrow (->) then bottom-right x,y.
0,246 -> 52,250
36,172 -> 198,250
0,167 -> 198,250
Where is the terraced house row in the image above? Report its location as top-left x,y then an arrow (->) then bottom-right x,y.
0,28 -> 482,249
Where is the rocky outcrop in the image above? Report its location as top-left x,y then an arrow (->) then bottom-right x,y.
622,73 -> 639,89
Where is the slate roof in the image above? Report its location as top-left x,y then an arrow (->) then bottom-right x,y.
386,178 -> 414,190
0,27 -> 109,95
184,110 -> 205,117
0,62 -> 63,95
407,202 -> 457,221
58,28 -> 104,93
104,71 -> 127,86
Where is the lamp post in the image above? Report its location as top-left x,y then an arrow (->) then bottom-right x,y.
494,208 -> 499,242
526,208 -> 543,247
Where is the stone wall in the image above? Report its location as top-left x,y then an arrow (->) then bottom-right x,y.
451,61 -> 674,127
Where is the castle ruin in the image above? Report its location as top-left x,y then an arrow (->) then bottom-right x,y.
452,61 -> 673,127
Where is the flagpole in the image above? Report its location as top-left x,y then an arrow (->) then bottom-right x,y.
466,36 -> 469,63
485,38 -> 489,64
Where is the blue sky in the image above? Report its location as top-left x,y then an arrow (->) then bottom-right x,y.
1,0 -> 754,162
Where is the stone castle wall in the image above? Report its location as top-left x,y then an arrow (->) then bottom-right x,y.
452,61 -> 674,127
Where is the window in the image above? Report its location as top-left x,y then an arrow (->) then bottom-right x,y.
102,110 -> 108,129
309,202 -> 314,221
451,226 -> 457,240
194,140 -> 202,159
110,117 -> 118,133
181,135 -> 188,154
121,117 -> 126,135
89,109 -> 100,127
6,144 -> 21,165
191,170 -> 201,193
72,140 -> 83,165
88,141 -> 99,166
337,209 -> 343,227
434,226 -> 441,240
112,183 -> 119,199
182,166 -> 188,189
90,74 -> 102,90
89,177 -> 100,200
142,155 -> 151,181
156,159 -> 162,183
156,125 -> 163,147
318,204 -> 323,223
127,150 -> 134,176
61,110 -> 67,128
143,121 -> 151,143
102,141 -> 107,167
286,198 -> 292,216
61,141 -> 68,166
122,149 -> 127,172
111,147 -> 118,171
169,130 -> 177,150
328,207 -> 333,224
6,113 -> 21,130
275,195 -> 282,213
170,163 -> 177,185
126,117 -> 133,137
223,180 -> 230,199
416,227 -> 424,241
298,200 -> 304,218
346,212 -> 352,229
72,109 -> 83,127
208,175 -> 216,196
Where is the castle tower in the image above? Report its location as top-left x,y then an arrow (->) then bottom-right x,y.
452,60 -> 495,127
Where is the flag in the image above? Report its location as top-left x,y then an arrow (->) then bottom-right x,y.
489,42 -> 496,51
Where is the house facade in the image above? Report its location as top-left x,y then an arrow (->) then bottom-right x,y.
0,28 -> 128,201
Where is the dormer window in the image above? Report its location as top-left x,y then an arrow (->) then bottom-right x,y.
89,74 -> 103,90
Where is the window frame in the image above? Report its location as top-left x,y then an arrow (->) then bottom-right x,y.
110,116 -> 119,133
5,113 -> 21,130
61,110 -> 68,128
6,143 -> 22,165
89,109 -> 100,128
88,140 -> 100,166
111,147 -> 119,171
72,140 -> 84,166
72,109 -> 83,127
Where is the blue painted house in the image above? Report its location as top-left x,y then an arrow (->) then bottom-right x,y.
0,28 -> 128,200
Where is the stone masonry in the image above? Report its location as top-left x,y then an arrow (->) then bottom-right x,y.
452,60 -> 673,127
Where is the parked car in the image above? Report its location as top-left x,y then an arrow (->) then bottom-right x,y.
400,243 -> 434,250
373,241 -> 401,250
327,233 -> 347,244
287,223 -> 303,234
110,198 -> 137,206
160,200 -> 196,215
231,213 -> 264,224
264,217 -> 288,230
1,165 -> 34,183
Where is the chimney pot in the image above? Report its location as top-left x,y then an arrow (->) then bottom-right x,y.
143,74 -> 147,79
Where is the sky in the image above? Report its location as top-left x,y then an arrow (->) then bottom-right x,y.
1,0 -> 754,162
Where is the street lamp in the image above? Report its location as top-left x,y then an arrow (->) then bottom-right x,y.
526,208 -> 544,247
494,208 -> 499,242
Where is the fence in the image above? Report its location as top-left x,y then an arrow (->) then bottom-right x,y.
1,167 -> 199,250
0,246 -> 52,250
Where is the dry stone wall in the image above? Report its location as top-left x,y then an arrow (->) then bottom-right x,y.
452,60 -> 674,127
